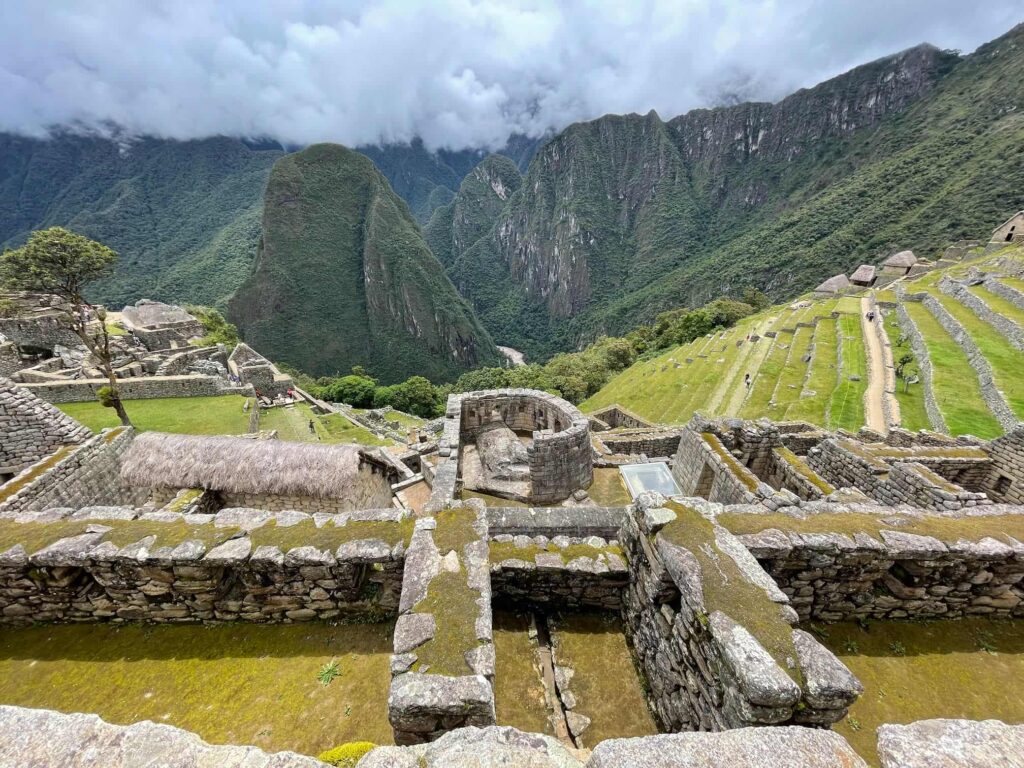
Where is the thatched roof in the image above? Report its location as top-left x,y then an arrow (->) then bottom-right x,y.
814,273 -> 850,294
121,432 -> 365,498
850,264 -> 876,284
883,250 -> 917,268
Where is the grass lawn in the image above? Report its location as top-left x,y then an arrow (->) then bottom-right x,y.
880,310 -> 930,431
0,622 -> 395,756
58,395 -> 251,435
828,314 -> 867,431
739,330 -> 792,418
785,317 -> 837,426
770,325 -> 814,420
904,302 -> 1001,438
820,620 -> 1024,767
936,293 -> 1024,420
261,402 -> 388,446
969,284 -> 1024,327
492,611 -> 551,736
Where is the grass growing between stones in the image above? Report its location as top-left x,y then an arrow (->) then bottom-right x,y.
903,302 -> 1002,438
880,309 -> 930,432
587,468 -> 632,506
969,284 -> 1024,327
261,403 -> 389,446
828,314 -> 867,432
0,622 -> 395,755
934,292 -> 1024,420
548,612 -> 658,745
818,620 -> 1024,767
58,395 -> 251,435
491,611 -> 552,736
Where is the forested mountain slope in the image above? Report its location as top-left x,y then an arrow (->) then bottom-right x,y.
228,144 -> 500,383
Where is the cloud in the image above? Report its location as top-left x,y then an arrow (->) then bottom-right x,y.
0,0 -> 1021,150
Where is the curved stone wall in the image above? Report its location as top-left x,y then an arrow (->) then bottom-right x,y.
459,389 -> 593,504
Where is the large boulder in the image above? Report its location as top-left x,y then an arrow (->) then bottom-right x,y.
477,421 -> 530,482
877,719 -> 1024,767
358,725 -> 582,767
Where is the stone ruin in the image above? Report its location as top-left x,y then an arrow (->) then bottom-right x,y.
0,383 -> 1023,766
0,292 -> 291,405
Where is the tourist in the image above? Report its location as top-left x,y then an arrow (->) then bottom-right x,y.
744,373 -> 751,389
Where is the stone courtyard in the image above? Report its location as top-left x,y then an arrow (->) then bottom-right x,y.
0,379 -> 1022,766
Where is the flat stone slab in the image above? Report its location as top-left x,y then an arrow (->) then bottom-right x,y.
360,725 -> 582,768
587,726 -> 867,767
877,719 -> 1024,768
0,705 -> 323,767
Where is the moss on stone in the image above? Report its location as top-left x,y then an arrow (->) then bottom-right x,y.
491,610 -> 551,735
102,520 -> 240,551
488,540 -> 624,565
773,447 -> 835,495
431,507 -> 479,556
719,510 -> 1024,547
411,570 -> 483,677
701,433 -> 759,492
163,489 -> 203,513
660,501 -> 801,685
0,446 -> 76,504
249,518 -> 413,555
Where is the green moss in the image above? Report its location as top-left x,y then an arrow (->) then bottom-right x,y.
431,507 -> 479,556
491,610 -> 552,735
0,518 -> 240,557
249,519 -> 414,555
719,510 -> 1024,547
587,467 -> 633,506
660,501 -> 800,684
0,446 -> 76,504
702,433 -> 759,492
318,742 -> 377,767
488,540 -> 624,565
411,570 -> 483,677
549,612 -> 659,744
163,488 -> 203,512
821,620 -> 1024,767
0,622 -> 395,755
773,447 -> 835,495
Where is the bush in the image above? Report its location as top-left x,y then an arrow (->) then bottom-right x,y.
320,375 -> 377,408
95,385 -> 116,408
317,742 -> 376,767
186,305 -> 240,347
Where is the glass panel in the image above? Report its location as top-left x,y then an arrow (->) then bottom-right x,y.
619,462 -> 681,500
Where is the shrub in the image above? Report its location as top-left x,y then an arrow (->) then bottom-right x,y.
186,305 -> 240,347
317,742 -> 376,767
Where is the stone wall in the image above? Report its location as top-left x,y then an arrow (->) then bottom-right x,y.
939,276 -> 1024,352
587,404 -> 655,430
597,430 -> 682,459
0,507 -> 407,624
220,466 -> 394,514
894,299 -> 947,432
0,343 -> 22,378
0,312 -> 81,350
985,276 -> 1024,311
982,425 -> 1024,504
764,448 -> 834,501
921,293 -> 1018,431
21,374 -> 247,403
485,506 -> 625,539
154,345 -> 228,376
730,504 -> 1024,621
489,533 -> 628,610
0,377 -> 91,475
621,498 -> 861,731
0,428 -> 144,514
455,390 -> 593,505
389,503 -> 496,744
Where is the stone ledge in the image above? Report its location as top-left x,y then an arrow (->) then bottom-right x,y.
877,719 -> 1024,768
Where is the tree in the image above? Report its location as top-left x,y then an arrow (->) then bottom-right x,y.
894,353 -> 918,393
321,375 -> 377,408
0,228 -> 133,426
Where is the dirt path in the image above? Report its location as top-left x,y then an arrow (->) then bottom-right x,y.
861,295 -> 887,433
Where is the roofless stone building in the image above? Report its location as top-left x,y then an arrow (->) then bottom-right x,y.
0,380 -> 1022,766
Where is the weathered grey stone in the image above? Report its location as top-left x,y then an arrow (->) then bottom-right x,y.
359,726 -> 582,768
791,630 -> 863,709
587,726 -> 866,767
394,613 -> 437,654
709,612 -> 801,708
0,705 -> 324,767
877,719 -> 1024,768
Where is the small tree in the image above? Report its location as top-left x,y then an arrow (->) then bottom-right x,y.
894,352 -> 918,393
1,228 -> 133,426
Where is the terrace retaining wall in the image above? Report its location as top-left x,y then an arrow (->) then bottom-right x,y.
0,377 -> 91,475
894,299 -> 947,432
938,277 -> 1024,352
21,374 -> 248,403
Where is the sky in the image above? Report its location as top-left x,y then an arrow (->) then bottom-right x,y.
1,1 -> 1022,151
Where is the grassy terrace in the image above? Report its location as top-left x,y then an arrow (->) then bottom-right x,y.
492,611 -> 551,735
785,316 -> 838,426
969,284 -> 1024,327
934,292 -> 1024,420
903,302 -> 1001,438
59,395 -> 251,435
260,402 -> 390,446
880,308 -> 930,431
819,620 -> 1024,767
828,314 -> 867,432
0,623 -> 395,755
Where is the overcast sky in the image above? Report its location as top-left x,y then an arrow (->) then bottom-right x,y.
1,1 -> 1022,151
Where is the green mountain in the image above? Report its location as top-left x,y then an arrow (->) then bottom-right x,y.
227,143 -> 501,383
0,133 -> 282,308
439,26 -> 1024,360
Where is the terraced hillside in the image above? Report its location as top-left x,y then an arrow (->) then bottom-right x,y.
583,244 -> 1024,439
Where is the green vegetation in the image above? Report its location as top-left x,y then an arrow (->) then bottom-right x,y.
491,611 -> 552,735
186,305 -> 239,347
880,309 -> 931,431
548,612 -> 660,744
785,317 -> 838,425
904,302 -> 1001,438
58,395 -> 251,436
248,518 -> 414,555
259,402 -> 388,446
969,284 -> 1024,328
822,620 -> 1024,766
0,623 -> 395,755
317,742 -> 377,767
829,314 -> 868,431
227,143 -> 500,383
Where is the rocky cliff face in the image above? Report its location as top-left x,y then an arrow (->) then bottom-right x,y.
229,144 -> 500,382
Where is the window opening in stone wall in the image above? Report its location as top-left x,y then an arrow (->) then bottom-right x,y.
695,462 -> 715,499
1007,226 -> 1016,242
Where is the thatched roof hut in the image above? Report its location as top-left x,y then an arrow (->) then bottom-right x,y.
120,432 -> 366,499
882,250 -> 917,269
813,273 -> 850,295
